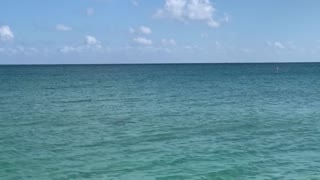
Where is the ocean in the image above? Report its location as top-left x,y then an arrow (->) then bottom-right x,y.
0,63 -> 320,179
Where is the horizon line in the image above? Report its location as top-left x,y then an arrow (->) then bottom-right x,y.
1,61 -> 320,66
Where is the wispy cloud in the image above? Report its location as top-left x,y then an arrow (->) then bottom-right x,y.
266,41 -> 285,49
161,38 -> 176,46
56,24 -> 72,31
139,26 -> 152,35
133,37 -> 153,45
60,36 -> 102,54
274,42 -> 285,49
0,46 -> 40,56
60,46 -> 78,53
130,26 -> 152,35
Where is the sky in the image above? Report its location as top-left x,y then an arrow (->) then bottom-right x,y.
1,0 -> 320,64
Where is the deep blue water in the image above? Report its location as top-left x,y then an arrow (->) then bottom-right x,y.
1,63 -> 320,179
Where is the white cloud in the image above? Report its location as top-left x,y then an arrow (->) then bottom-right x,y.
0,25 -> 14,42
59,36 -> 102,54
266,41 -> 285,49
156,0 -> 186,20
139,26 -> 152,35
87,8 -> 95,16
85,35 -> 100,46
129,26 -> 152,35
161,38 -> 176,46
59,45 -> 107,54
56,24 -> 72,31
59,46 -> 78,53
133,37 -> 153,45
187,0 -> 215,20
155,0 -> 220,28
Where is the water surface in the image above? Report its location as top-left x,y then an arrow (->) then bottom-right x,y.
1,63 -> 320,179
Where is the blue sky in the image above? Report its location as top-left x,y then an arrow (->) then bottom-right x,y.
1,0 -> 320,64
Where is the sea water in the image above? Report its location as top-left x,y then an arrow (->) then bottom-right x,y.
1,63 -> 320,179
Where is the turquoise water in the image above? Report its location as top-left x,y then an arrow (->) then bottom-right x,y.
1,63 -> 320,179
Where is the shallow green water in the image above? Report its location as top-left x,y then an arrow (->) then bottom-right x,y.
1,64 -> 320,179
